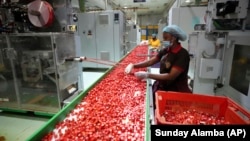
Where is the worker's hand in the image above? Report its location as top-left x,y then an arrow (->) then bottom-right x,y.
149,45 -> 154,49
80,56 -> 87,60
79,56 -> 87,62
139,40 -> 148,46
134,71 -> 149,80
125,63 -> 134,74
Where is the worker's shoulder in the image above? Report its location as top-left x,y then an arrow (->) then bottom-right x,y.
179,47 -> 190,56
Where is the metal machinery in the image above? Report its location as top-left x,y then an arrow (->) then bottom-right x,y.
77,10 -> 126,69
187,0 -> 250,110
0,0 -> 83,114
125,24 -> 141,53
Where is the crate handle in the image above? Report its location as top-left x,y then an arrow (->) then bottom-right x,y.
228,99 -> 250,121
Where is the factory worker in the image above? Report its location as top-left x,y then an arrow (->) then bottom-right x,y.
125,25 -> 192,105
148,33 -> 161,52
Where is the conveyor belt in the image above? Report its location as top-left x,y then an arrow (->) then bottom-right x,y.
27,45 -> 151,141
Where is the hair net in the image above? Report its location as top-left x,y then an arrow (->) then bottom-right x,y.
152,33 -> 157,37
162,25 -> 187,41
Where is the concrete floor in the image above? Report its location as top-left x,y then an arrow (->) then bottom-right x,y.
0,112 -> 48,141
0,71 -> 104,141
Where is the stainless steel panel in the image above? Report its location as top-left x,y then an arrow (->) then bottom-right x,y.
77,10 -> 125,69
0,33 -> 81,114
74,35 -> 84,91
7,34 -> 59,112
0,36 -> 19,109
54,33 -> 78,103
96,11 -> 114,68
113,10 -> 125,63
78,12 -> 97,68
100,51 -> 110,61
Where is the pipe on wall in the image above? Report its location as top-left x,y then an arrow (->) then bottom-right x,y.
78,0 -> 85,12
89,0 -> 112,10
105,0 -> 107,10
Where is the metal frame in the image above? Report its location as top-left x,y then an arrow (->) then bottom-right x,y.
0,33 -> 81,115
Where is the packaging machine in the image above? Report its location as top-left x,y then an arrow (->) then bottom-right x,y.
0,0 -> 83,114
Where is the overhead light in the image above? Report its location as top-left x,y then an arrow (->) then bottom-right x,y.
124,6 -> 128,8
185,0 -> 191,3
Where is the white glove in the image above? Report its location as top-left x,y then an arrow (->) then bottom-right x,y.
139,40 -> 149,46
125,63 -> 134,74
80,56 -> 86,60
80,56 -> 87,61
134,71 -> 149,79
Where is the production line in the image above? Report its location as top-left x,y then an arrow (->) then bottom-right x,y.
26,43 -> 250,141
0,0 -> 250,140
27,45 -> 150,141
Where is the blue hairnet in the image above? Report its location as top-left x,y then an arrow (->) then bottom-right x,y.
152,33 -> 157,37
162,25 -> 187,41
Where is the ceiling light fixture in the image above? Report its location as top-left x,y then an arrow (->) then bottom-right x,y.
185,0 -> 191,3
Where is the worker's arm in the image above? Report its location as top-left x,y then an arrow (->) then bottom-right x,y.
148,68 -> 182,84
148,39 -> 152,45
157,39 -> 161,47
134,56 -> 159,68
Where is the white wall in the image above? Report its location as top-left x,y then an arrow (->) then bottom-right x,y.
137,14 -> 163,26
126,24 -> 141,49
167,0 -> 178,25
157,23 -> 166,41
168,6 -> 207,50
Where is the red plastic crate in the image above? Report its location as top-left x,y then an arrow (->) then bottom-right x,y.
155,91 -> 250,125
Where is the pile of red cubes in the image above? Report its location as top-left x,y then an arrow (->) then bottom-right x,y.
162,109 -> 230,125
42,45 -> 148,141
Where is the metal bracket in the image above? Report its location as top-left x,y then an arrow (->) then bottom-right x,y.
3,48 -> 17,60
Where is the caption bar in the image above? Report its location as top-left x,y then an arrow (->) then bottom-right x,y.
151,125 -> 250,140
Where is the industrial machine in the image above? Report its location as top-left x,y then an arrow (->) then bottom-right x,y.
77,10 -> 126,69
125,24 -> 141,53
217,31 -> 250,110
0,0 -> 80,33
189,30 -> 250,110
0,0 -> 83,114
205,0 -> 250,32
186,0 -> 250,110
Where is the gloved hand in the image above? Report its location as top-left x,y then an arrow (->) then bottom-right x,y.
134,71 -> 149,80
80,56 -> 87,60
150,48 -> 157,52
125,63 -> 134,74
139,40 -> 149,46
80,56 -> 87,61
